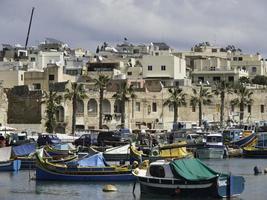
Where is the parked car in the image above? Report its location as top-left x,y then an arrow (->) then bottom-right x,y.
97,131 -> 128,146
73,134 -> 91,147
37,134 -> 61,146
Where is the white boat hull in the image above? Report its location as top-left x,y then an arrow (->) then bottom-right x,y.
196,148 -> 224,159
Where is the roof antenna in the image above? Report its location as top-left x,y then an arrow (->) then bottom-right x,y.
25,7 -> 35,49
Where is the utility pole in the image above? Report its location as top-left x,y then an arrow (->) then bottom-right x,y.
25,7 -> 35,49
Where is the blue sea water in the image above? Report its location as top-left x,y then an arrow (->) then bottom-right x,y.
0,158 -> 267,200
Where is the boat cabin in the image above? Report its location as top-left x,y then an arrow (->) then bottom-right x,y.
205,134 -> 223,146
146,160 -> 174,178
222,129 -> 243,143
256,133 -> 267,147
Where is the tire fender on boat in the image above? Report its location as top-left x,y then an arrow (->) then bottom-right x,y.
152,150 -> 159,156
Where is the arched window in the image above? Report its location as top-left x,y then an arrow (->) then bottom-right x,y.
88,99 -> 98,115
102,99 -> 111,114
114,99 -> 122,113
77,99 -> 84,114
55,106 -> 64,122
169,104 -> 174,112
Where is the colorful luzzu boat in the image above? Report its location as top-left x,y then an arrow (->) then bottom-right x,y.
35,148 -> 135,181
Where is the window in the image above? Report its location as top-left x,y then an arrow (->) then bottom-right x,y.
148,65 -> 152,71
149,165 -> 165,178
213,77 -> 221,82
210,66 -> 216,71
252,67 -> 257,73
127,71 -> 132,76
248,105 -> 251,113
238,57 -> 243,61
148,105 -> 151,114
155,52 -> 159,56
231,105 -> 235,112
152,102 -> 157,112
212,48 -> 217,52
261,105 -> 264,113
135,102 -> 141,112
30,57 -> 35,61
20,74 -> 23,81
233,57 -> 238,61
49,74 -> 55,81
161,65 -> 166,71
228,76 -> 234,82
33,83 -> 41,90
192,106 -> 196,112
198,77 -> 204,83
169,105 -> 174,112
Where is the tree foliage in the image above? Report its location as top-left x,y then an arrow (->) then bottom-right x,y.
64,82 -> 87,135
212,81 -> 233,128
239,77 -> 250,84
164,88 -> 187,124
251,75 -> 267,85
190,85 -> 213,126
43,90 -> 62,133
230,83 -> 253,123
112,81 -> 136,129
94,74 -> 111,129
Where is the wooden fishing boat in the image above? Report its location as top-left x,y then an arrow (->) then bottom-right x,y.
243,133 -> 267,158
0,146 -> 21,171
133,158 -> 245,198
35,148 -> 135,181
44,144 -> 76,156
130,142 -> 192,163
223,129 -> 256,148
12,143 -> 36,169
196,134 -> 226,159
102,144 -> 130,161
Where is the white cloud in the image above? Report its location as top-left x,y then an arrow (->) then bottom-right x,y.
0,0 -> 267,56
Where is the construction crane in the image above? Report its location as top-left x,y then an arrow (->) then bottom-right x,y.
25,7 -> 35,49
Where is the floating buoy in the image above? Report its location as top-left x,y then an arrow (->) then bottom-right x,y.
103,184 -> 117,192
254,166 -> 262,175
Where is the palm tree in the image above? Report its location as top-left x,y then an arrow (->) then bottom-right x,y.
230,83 -> 253,123
94,74 -> 111,129
112,82 -> 136,129
190,85 -> 213,127
163,88 -> 187,124
64,82 -> 87,135
43,90 -> 62,133
212,80 -> 233,128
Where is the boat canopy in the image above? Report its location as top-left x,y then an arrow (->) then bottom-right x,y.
170,158 -> 219,181
12,143 -> 36,157
68,153 -> 108,167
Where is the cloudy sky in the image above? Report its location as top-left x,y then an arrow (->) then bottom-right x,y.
1,0 -> 267,55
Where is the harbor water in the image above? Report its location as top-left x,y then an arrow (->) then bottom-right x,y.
1,158 -> 267,200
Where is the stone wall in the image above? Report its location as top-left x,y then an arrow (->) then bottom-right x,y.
6,86 -> 42,124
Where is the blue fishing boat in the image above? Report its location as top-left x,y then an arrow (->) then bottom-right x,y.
0,146 -> 21,171
133,158 -> 245,198
223,129 -> 256,148
35,148 -> 135,181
